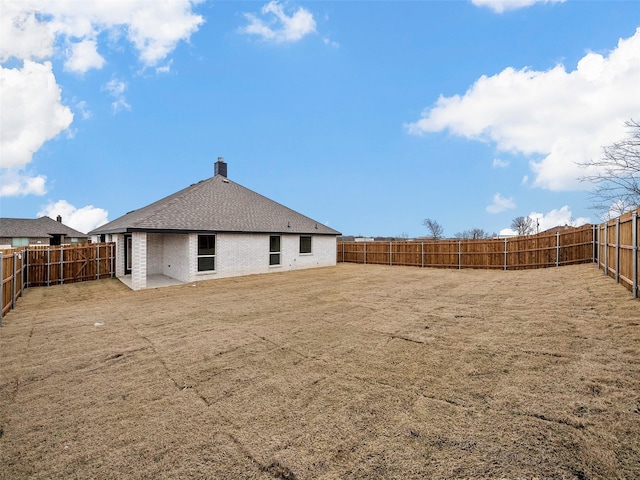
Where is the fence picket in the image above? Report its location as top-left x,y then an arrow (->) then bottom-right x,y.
0,243 -> 116,320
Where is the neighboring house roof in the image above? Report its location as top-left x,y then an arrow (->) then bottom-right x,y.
0,217 -> 88,238
90,172 -> 341,236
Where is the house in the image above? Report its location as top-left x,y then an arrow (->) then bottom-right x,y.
89,158 -> 341,290
0,216 -> 88,248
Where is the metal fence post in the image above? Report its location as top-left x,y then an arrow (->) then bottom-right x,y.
615,218 -> 620,284
0,251 -> 3,325
604,223 -> 609,275
633,212 -> 638,299
504,238 -> 508,271
12,253 -> 17,310
596,224 -> 601,270
19,251 -> 24,298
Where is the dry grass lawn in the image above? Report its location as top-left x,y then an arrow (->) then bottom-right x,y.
1,263 -> 639,479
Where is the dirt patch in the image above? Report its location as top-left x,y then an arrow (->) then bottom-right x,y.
1,264 -> 639,479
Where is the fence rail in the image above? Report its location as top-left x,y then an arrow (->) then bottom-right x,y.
1,243 -> 115,323
338,224 -> 596,271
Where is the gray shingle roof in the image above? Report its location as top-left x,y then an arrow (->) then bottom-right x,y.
89,174 -> 341,236
0,217 -> 89,238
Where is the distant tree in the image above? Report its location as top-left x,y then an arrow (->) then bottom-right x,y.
454,228 -> 493,240
511,216 -> 535,235
579,119 -> 640,218
422,218 -> 444,239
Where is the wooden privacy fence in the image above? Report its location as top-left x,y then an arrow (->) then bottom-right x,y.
338,224 -> 596,271
1,243 -> 115,323
596,209 -> 639,298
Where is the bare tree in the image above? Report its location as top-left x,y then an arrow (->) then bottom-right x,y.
511,216 -> 535,235
580,119 -> 640,218
422,218 -> 444,239
454,228 -> 493,240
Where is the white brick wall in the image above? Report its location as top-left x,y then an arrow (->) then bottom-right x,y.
188,232 -> 336,282
131,231 -> 147,290
147,233 -> 164,275
163,234 -> 190,281
114,231 -> 336,288
114,234 -> 125,277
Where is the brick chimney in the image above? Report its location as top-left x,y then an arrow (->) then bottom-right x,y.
56,215 -> 62,223
215,157 -> 227,177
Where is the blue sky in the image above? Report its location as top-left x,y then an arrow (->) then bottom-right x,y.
1,0 -> 639,238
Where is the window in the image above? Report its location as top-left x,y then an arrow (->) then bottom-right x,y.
299,235 -> 312,254
198,235 -> 216,272
12,238 -> 28,247
269,235 -> 281,266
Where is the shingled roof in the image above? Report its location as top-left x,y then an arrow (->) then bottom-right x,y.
0,216 -> 89,238
89,172 -> 340,236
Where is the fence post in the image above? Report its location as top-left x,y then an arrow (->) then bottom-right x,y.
60,247 -> 64,284
12,253 -> 17,310
96,244 -> 100,279
47,248 -> 51,286
592,224 -> 596,263
615,218 -> 620,284
458,241 -> 461,269
604,223 -> 609,276
596,224 -> 600,270
364,243 -> 367,265
390,241 -> 392,266
421,242 -> 424,268
19,251 -> 24,298
504,238 -> 508,271
0,251 -> 3,325
555,232 -> 560,267
633,212 -> 638,299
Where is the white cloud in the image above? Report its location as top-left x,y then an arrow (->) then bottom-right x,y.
0,171 -> 47,197
103,78 -> 131,113
64,39 -> 105,73
492,158 -> 509,168
323,37 -> 339,48
471,0 -> 565,13
241,1 -> 317,43
406,28 -> 640,192
486,193 -> 516,214
0,60 -> 73,170
76,100 -> 92,120
1,1 -> 204,69
499,205 -> 590,236
0,0 -> 203,197
38,200 -> 109,234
